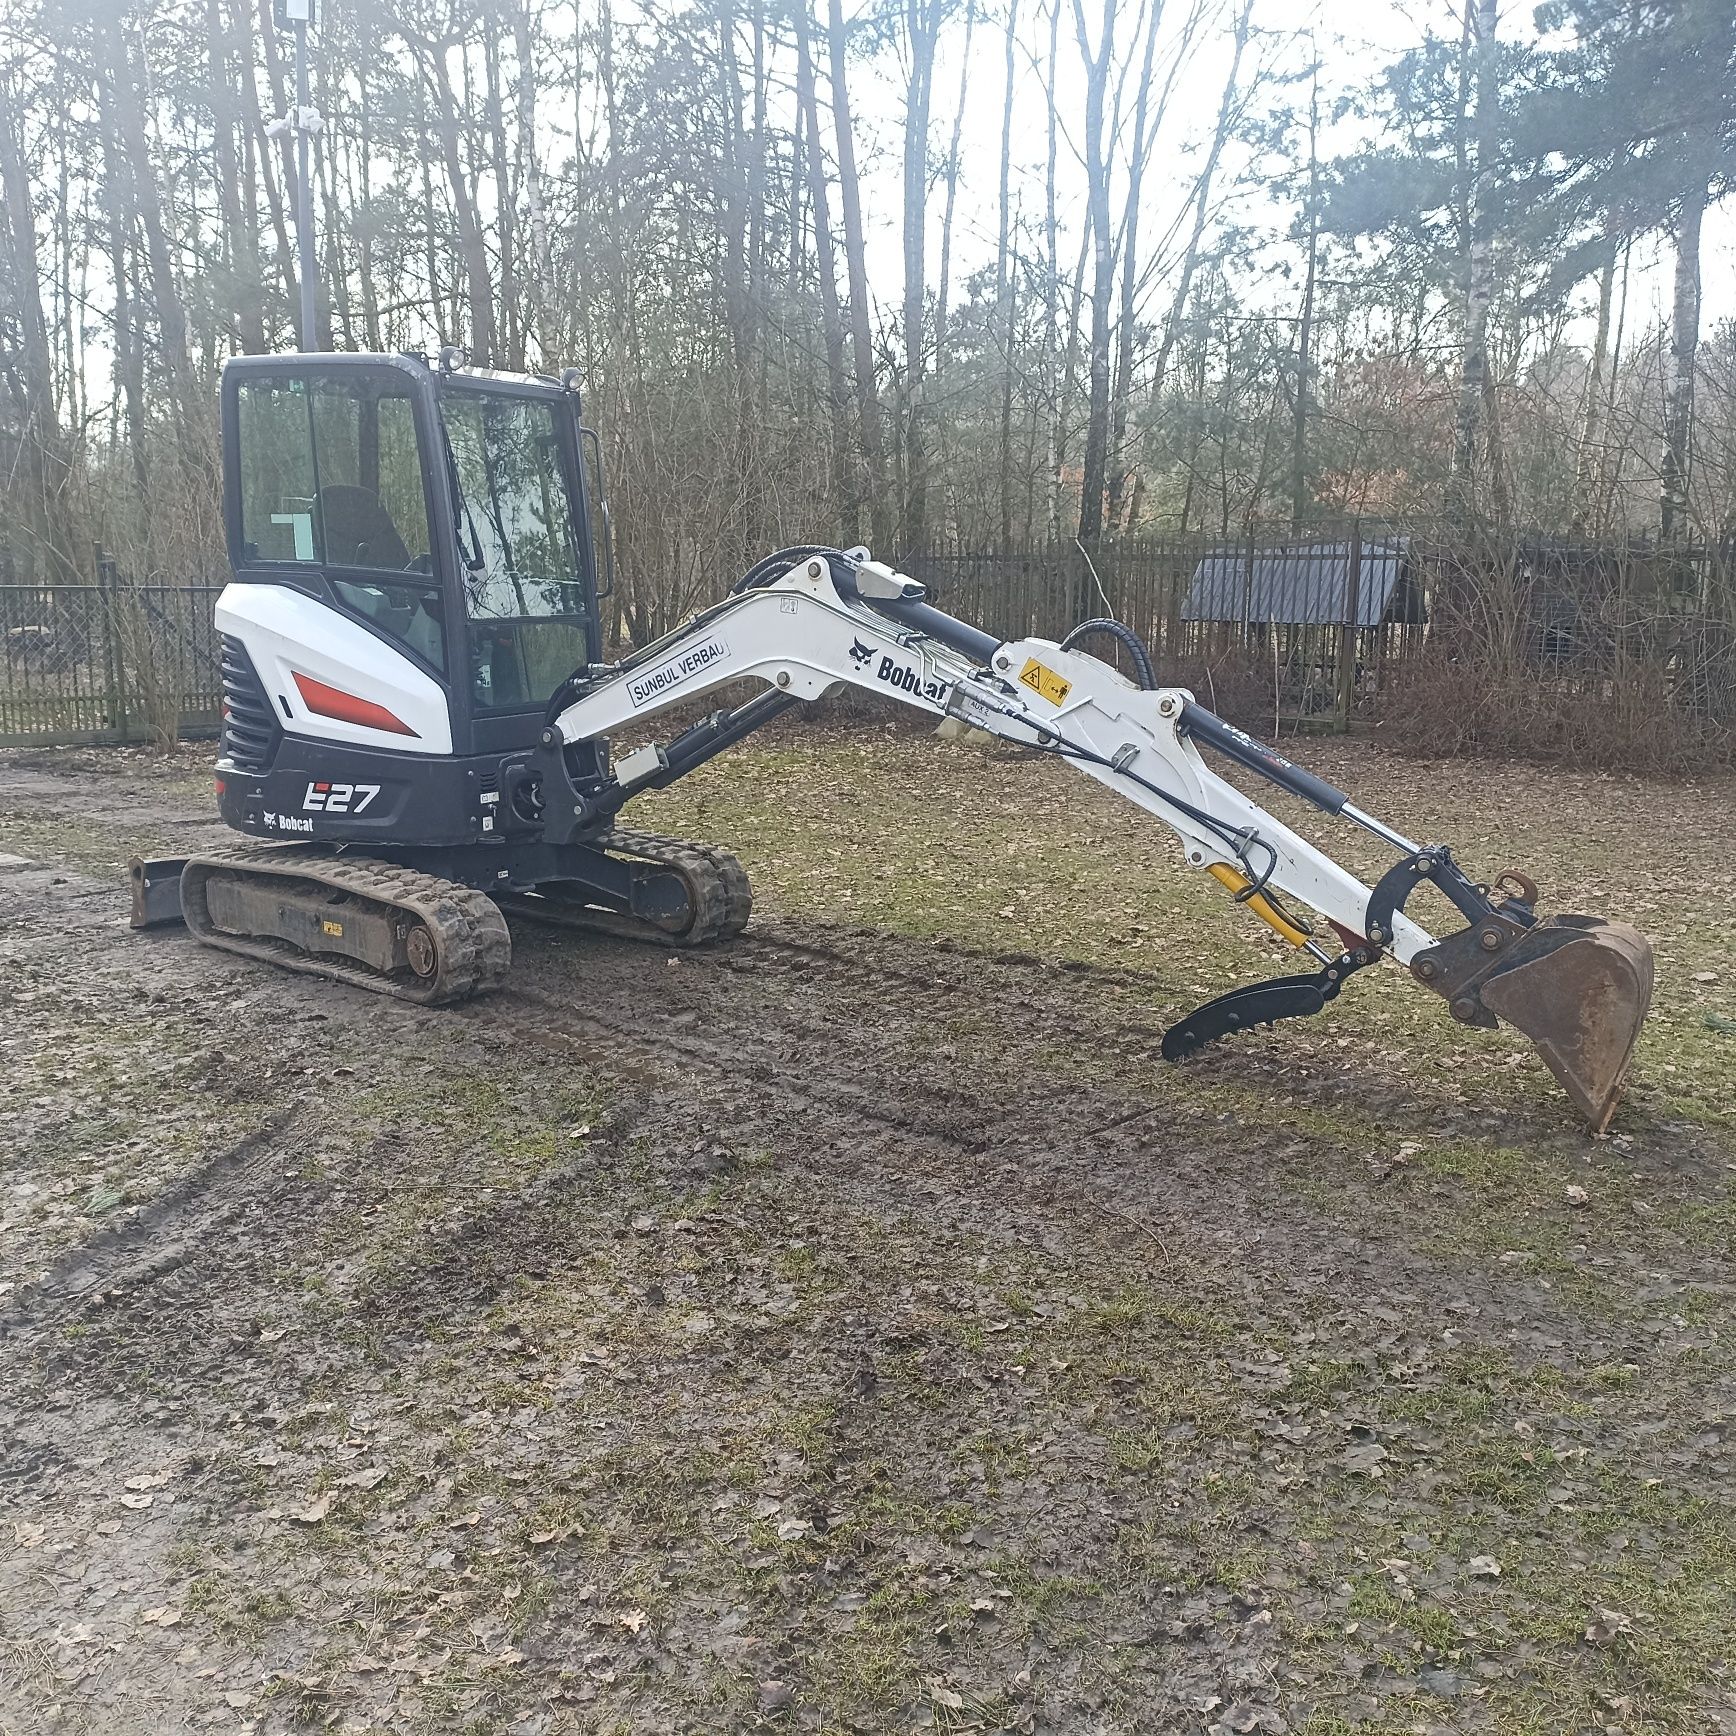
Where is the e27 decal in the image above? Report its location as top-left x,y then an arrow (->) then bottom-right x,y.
303,781 -> 380,814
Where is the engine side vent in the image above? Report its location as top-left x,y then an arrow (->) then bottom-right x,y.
219,635 -> 279,775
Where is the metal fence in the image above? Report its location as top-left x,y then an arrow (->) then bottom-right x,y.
1,525 -> 1731,764
908,529 -> 1431,732
0,561 -> 224,747
909,524 -> 1736,754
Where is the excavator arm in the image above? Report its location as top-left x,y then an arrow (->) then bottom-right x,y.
542,548 -> 1653,1130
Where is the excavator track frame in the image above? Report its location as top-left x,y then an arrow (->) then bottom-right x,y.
178,846 -> 512,1006
493,828 -> 752,948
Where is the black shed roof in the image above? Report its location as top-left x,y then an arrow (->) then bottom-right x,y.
1183,538 -> 1426,627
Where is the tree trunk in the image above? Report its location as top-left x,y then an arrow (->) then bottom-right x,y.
1660,171 -> 1706,540
794,0 -> 854,536
0,66 -> 80,583
1451,0 -> 1500,522
255,0 -> 305,329
93,51 -> 153,525
995,0 -> 1020,549
715,0 -> 759,558
315,29 -> 354,350
417,34 -> 496,365
1105,0 -> 1164,533
900,0 -> 942,549
1573,242 -> 1615,531
483,29 -> 521,368
1146,0 -> 1251,414
355,37 -> 383,350
101,12 -> 203,455
827,0 -> 891,549
208,0 -> 266,352
514,5 -> 559,368
1042,0 -> 1061,539
933,1 -> 975,380
1072,0 -> 1117,543
1289,52 -> 1319,533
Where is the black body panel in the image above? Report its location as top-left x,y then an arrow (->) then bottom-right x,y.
217,734 -> 528,849
217,733 -> 612,851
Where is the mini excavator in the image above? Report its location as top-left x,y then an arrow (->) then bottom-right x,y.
131,351 -> 1654,1130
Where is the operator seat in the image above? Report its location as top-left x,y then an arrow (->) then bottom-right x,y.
319,485 -> 412,570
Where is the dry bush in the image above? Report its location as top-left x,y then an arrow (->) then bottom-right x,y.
1374,652 -> 1734,774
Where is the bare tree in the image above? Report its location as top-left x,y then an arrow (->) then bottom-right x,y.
0,59 -> 80,583
1072,0 -> 1116,540
1451,0 -> 1502,522
826,0 -> 891,548
899,0 -> 945,547
1105,0 -> 1166,533
794,0 -> 854,535
995,0 -> 1020,547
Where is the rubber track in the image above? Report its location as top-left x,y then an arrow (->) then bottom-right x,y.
179,845 -> 511,1005
499,826 -> 751,948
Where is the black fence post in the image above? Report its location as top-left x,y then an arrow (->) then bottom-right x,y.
1337,520 -> 1362,732
94,543 -> 130,743
1240,526 -> 1256,647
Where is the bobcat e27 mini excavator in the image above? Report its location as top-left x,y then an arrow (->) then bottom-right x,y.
131,350 -> 1654,1130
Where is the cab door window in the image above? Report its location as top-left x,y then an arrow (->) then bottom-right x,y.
233,372 -> 444,670
442,391 -> 589,710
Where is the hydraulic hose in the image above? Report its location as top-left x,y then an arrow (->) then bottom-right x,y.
730,545 -> 844,595
1060,617 -> 1157,690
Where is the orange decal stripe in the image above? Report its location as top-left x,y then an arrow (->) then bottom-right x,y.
291,671 -> 419,737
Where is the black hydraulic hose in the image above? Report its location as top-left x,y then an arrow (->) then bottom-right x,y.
1016,717 -> 1280,898
730,545 -> 843,595
1060,617 -> 1156,690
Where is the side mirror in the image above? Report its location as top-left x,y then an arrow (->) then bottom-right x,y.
579,424 -> 615,602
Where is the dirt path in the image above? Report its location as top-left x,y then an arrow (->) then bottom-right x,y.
2,744 -> 1733,1735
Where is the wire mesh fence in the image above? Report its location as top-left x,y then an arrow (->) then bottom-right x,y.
1,525 -> 1730,770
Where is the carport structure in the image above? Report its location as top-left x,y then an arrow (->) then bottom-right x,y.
1182,535 -> 1427,727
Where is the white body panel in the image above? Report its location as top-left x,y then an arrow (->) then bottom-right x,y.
553,557 -> 1434,963
215,582 -> 453,756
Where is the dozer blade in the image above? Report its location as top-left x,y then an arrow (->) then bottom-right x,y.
1413,915 -> 1654,1132
1477,918 -> 1654,1133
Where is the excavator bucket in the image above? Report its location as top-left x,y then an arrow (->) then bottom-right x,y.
1477,917 -> 1654,1132
1413,913 -> 1654,1132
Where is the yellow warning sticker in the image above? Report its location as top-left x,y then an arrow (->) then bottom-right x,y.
1018,657 -> 1073,707
321,918 -> 345,937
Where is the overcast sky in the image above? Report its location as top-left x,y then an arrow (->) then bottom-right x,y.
829,0 -> 1734,347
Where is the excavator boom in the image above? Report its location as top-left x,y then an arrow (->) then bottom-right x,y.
534,548 -> 1651,1129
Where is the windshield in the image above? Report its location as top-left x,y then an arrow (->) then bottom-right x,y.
440,391 -> 586,620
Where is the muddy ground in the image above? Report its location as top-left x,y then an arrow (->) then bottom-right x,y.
1,727 -> 1733,1736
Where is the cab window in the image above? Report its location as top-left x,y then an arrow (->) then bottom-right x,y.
233,371 -> 443,670
442,390 -> 589,710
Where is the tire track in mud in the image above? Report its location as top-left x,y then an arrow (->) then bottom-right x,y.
499,908 -> 1490,1148
0,824 -> 1569,1391
477,925 -> 1271,1267
1,1109 -> 301,1348
510,905 -> 1552,1143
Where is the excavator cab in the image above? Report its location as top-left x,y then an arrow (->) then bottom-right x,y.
214,352 -> 610,845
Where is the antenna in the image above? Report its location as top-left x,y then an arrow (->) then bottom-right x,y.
267,0 -> 323,351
